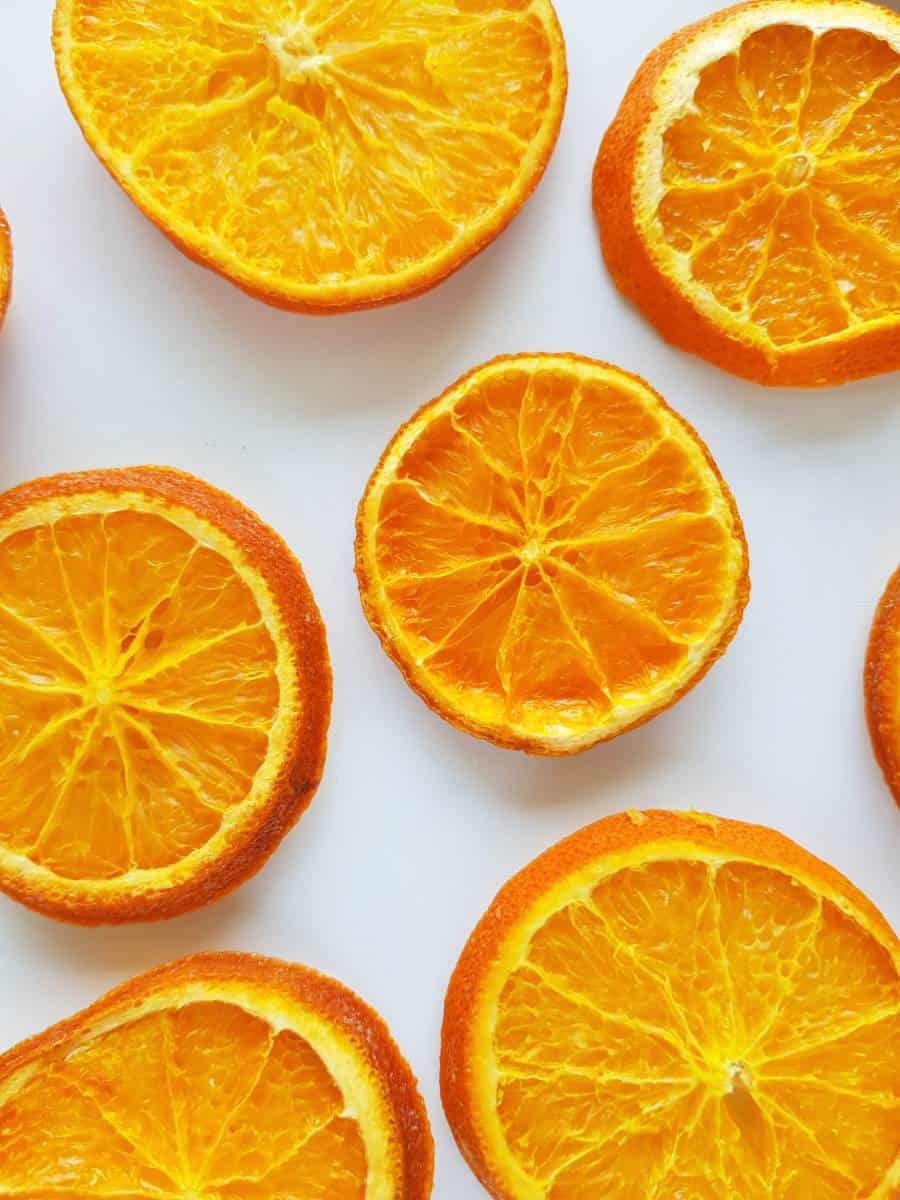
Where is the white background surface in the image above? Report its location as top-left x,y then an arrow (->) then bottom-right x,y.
1,1 -> 899,1194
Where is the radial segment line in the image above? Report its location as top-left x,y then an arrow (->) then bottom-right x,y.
541,435 -> 665,540
580,897 -> 707,1063
123,621 -> 266,686
114,545 -> 199,676
816,64 -> 900,156
384,552 -> 519,585
759,1074 -> 897,1108
448,413 -> 522,492
807,200 -> 858,327
390,477 -> 522,537
49,524 -> 97,671
742,898 -> 823,1057
67,1075 -> 180,1186
537,565 -> 609,694
742,195 -> 786,323
421,564 -> 524,664
208,1109 -> 342,1187
534,384 -> 583,530
28,712 -> 101,853
815,195 -> 900,268
687,181 -> 774,266
541,1084 -> 696,1189
116,708 -> 229,815
706,863 -> 739,1048
6,704 -> 89,771
0,600 -> 87,680
646,1089 -> 711,1199
128,79 -> 273,169
196,1029 -> 275,1178
551,557 -> 686,649
109,713 -> 140,869
120,700 -> 271,735
521,961 -> 694,1060
756,1091 -> 862,1188
327,62 -> 528,152
160,1010 -> 190,1185
758,1001 -> 900,1067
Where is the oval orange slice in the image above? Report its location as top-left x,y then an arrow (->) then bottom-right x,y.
865,564 -> 900,808
442,810 -> 900,1199
0,468 -> 330,923
0,953 -> 433,1199
594,0 -> 900,386
356,355 -> 749,755
52,0 -> 567,312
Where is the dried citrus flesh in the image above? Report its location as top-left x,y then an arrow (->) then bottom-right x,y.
0,468 -> 330,923
0,954 -> 433,1200
442,810 -> 900,1200
865,565 -> 900,807
594,0 -> 900,385
52,0 -> 566,313
355,355 -> 748,755
0,208 -> 10,325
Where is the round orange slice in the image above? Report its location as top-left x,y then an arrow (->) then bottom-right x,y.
865,564 -> 900,808
594,0 -> 900,387
0,952 -> 433,1199
0,207 -> 10,326
355,355 -> 749,755
442,809 -> 900,1200
0,467 -> 330,923
52,0 -> 567,313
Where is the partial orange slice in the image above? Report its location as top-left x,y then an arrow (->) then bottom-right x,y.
0,207 -> 10,326
442,809 -> 900,1200
865,564 -> 900,807
594,0 -> 900,386
0,468 -> 330,923
0,953 -> 433,1199
52,0 -> 567,313
355,355 -> 749,755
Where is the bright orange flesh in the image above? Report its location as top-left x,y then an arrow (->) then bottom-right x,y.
52,0 -> 566,312
0,954 -> 434,1199
595,0 -> 900,386
865,565 -> 900,807
0,469 -> 330,923
356,355 -> 748,755
442,811 -> 900,1200
0,208 -> 10,325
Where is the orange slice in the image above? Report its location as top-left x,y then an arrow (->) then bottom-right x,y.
865,564 -> 900,808
442,809 -> 900,1200
355,355 -> 748,755
0,207 -> 10,326
0,467 -> 330,923
0,952 -> 433,1199
594,0 -> 900,386
52,0 -> 567,313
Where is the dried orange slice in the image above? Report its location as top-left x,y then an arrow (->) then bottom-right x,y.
52,0 -> 566,313
865,565 -> 900,808
0,207 -> 10,326
0,467 -> 330,923
0,952 -> 433,1199
442,810 -> 900,1200
355,355 -> 748,755
594,0 -> 900,387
